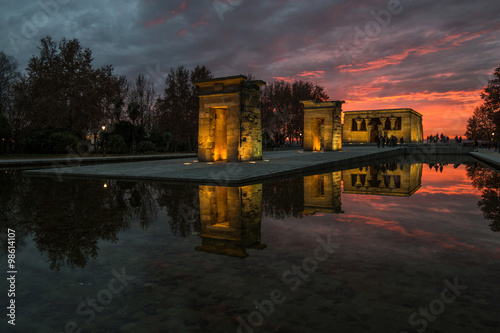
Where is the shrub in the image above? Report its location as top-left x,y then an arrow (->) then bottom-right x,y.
0,114 -> 12,154
22,127 -> 80,154
112,121 -> 145,148
48,131 -> 80,154
77,140 -> 90,153
137,140 -> 156,153
106,134 -> 128,154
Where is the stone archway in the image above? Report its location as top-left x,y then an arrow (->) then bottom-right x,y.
302,100 -> 344,151
194,75 -> 266,162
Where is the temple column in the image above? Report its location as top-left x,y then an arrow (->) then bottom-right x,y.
389,176 -> 396,190
379,118 -> 387,130
355,118 -> 363,131
354,175 -> 363,188
365,118 -> 371,140
364,174 -> 371,187
389,117 -> 397,130
378,174 -> 386,188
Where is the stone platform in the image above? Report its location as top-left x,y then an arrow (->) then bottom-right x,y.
0,153 -> 196,168
24,147 -> 406,186
470,149 -> 500,172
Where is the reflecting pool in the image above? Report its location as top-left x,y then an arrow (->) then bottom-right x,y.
1,162 -> 499,332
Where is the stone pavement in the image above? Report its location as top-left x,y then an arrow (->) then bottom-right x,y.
470,149 -> 500,171
24,147 -> 405,186
0,153 -> 196,168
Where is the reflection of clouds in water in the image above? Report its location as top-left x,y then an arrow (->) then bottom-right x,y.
336,214 -> 480,252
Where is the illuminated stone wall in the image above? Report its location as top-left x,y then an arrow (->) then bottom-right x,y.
302,100 -> 344,151
302,172 -> 343,215
342,163 -> 422,197
196,184 -> 265,258
342,108 -> 423,144
194,75 -> 266,162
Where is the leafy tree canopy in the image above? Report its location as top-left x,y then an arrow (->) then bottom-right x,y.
16,36 -> 124,137
466,66 -> 500,140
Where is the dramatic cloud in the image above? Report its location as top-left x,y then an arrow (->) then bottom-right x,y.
1,0 -> 499,136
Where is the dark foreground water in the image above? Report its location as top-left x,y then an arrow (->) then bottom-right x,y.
1,162 -> 499,333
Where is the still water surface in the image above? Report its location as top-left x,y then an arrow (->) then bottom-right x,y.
1,162 -> 499,333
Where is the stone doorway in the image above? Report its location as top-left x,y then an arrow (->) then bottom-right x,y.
196,184 -> 266,258
312,118 -> 325,151
213,107 -> 228,161
195,75 -> 266,162
302,100 -> 344,151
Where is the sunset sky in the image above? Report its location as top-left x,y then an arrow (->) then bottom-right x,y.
1,0 -> 499,137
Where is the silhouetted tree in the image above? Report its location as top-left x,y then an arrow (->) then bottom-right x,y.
465,66 -> 500,140
155,65 -> 213,151
465,105 -> 496,141
13,36 -> 124,137
466,163 -> 500,232
261,79 -> 328,146
128,74 -> 156,132
262,178 -> 304,219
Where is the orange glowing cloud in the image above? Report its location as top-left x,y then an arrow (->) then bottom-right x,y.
337,29 -> 493,74
297,70 -> 326,78
191,17 -> 208,29
272,70 -> 325,83
343,89 -> 482,137
143,0 -> 188,28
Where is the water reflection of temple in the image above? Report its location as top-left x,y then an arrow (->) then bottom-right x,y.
195,184 -> 266,258
342,163 -> 422,196
302,172 -> 343,215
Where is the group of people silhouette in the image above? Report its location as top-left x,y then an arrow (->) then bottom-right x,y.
426,133 -> 463,143
375,135 -> 403,148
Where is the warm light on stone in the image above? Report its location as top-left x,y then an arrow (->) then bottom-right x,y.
302,100 -> 344,151
195,184 -> 266,258
343,108 -> 423,143
302,172 -> 343,215
194,75 -> 266,162
342,164 -> 422,196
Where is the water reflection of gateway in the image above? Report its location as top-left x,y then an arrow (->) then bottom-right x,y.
342,164 -> 422,197
302,172 -> 343,215
195,184 -> 266,258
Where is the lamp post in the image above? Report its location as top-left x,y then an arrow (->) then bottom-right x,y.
102,125 -> 106,157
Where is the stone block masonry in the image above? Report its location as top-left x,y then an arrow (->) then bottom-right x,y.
302,100 -> 344,152
194,75 -> 266,162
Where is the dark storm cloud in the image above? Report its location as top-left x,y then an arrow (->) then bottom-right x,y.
0,0 -> 499,110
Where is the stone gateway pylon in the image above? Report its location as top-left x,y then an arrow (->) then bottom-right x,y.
302,100 -> 344,151
194,75 -> 266,162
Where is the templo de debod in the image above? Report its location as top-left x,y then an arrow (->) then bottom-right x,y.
343,108 -> 424,144
194,75 -> 266,162
302,100 -> 344,151
196,184 -> 266,258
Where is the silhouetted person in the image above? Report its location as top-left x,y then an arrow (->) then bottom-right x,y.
376,136 -> 381,148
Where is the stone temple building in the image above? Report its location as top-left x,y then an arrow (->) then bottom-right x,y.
302,100 -> 344,151
196,184 -> 266,258
342,164 -> 422,197
342,108 -> 423,144
302,172 -> 343,215
194,75 -> 265,162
